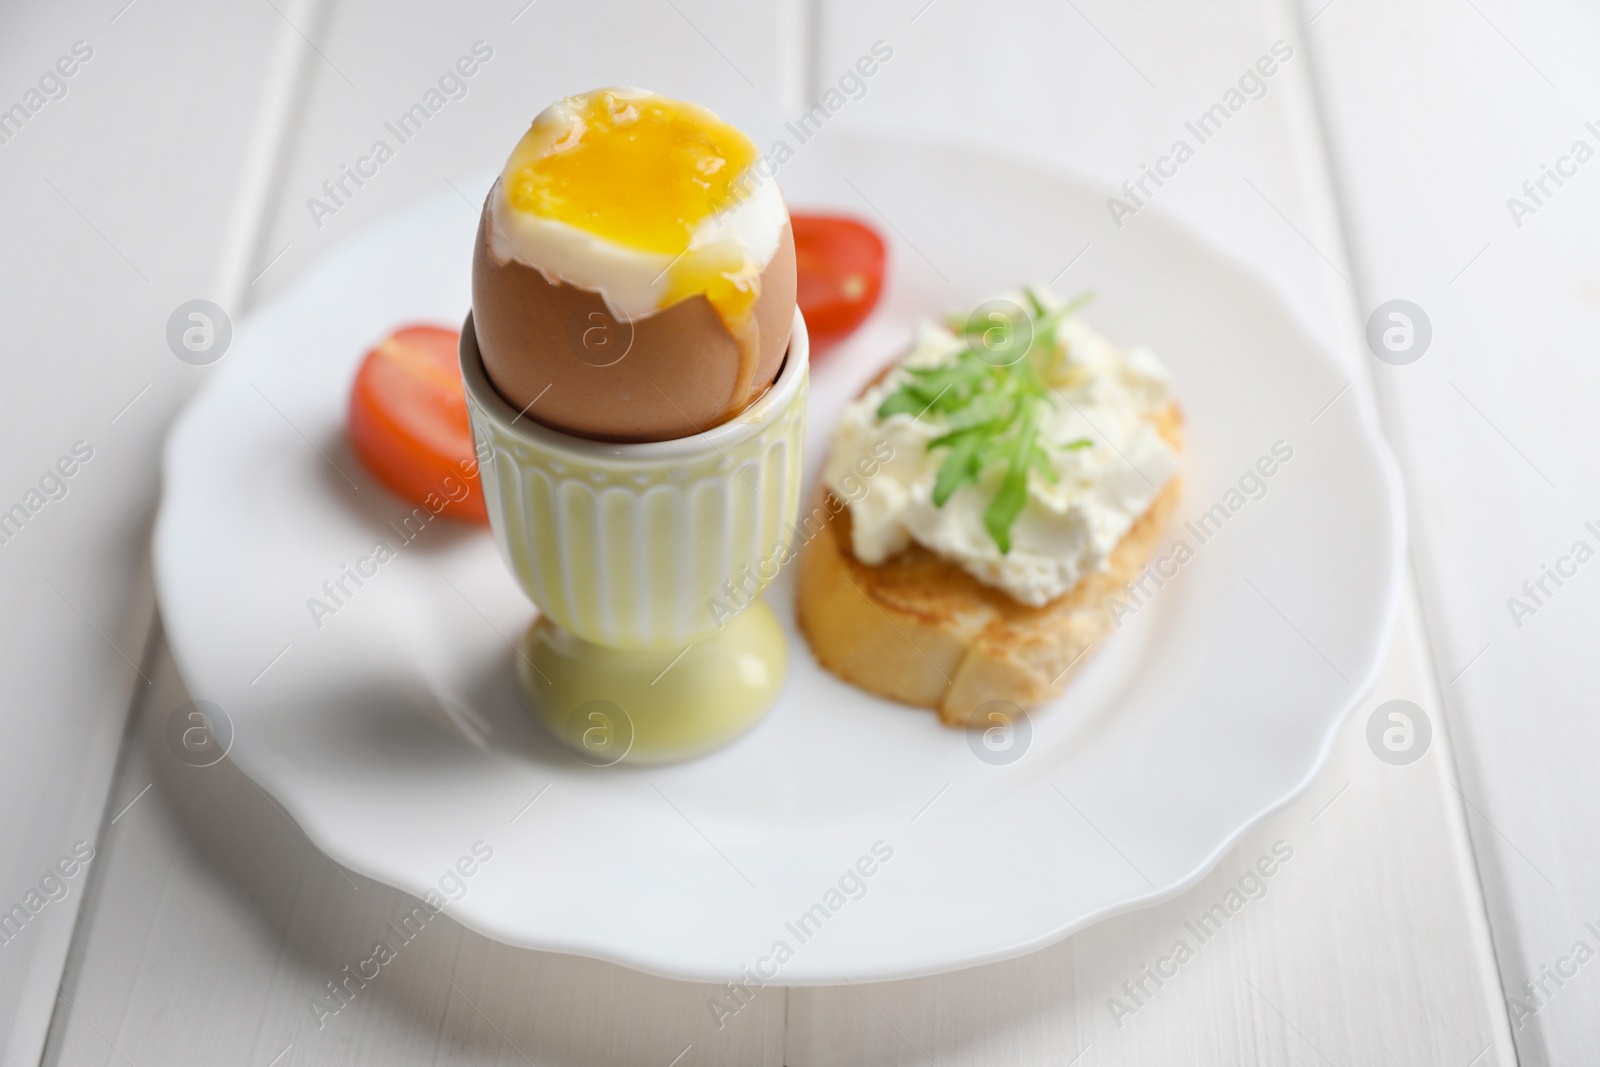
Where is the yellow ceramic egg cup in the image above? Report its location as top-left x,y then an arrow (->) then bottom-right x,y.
460,310 -> 808,764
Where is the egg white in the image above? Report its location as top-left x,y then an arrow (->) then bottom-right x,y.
486,88 -> 787,324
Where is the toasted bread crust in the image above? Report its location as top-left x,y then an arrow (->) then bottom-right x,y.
796,404 -> 1183,726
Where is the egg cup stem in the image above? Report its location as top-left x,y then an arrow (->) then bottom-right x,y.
515,601 -> 786,765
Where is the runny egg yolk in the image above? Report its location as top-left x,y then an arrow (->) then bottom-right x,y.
503,90 -> 764,336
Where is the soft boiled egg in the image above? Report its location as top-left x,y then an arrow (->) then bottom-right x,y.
472,87 -> 797,442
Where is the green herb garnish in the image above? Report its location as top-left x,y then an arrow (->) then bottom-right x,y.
878,289 -> 1095,554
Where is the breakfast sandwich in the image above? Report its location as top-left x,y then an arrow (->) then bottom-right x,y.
796,288 -> 1183,727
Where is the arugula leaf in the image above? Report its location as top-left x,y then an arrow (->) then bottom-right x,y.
931,431 -> 983,506
876,385 -> 937,419
874,289 -> 1098,553
982,398 -> 1041,553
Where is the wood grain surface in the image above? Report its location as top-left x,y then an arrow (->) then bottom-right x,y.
6,0 -> 1585,1062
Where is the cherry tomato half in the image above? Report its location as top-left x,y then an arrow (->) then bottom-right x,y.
791,213 -> 886,343
348,324 -> 487,523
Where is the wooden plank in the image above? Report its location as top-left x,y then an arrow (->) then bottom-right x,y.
0,2 -> 293,1062
1299,0 -> 1600,1059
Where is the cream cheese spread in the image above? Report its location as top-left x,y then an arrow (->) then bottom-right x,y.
821,290 -> 1179,606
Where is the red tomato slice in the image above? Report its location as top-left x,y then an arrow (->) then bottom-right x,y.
348,324 -> 487,523
791,213 -> 886,343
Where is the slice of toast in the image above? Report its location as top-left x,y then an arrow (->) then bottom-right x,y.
796,403 -> 1183,727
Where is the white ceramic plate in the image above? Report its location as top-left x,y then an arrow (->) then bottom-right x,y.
154,131 -> 1403,984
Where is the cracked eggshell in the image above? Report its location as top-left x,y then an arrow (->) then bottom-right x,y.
471,204 -> 796,443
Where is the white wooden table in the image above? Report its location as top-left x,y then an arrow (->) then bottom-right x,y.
3,0 -> 1595,1062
